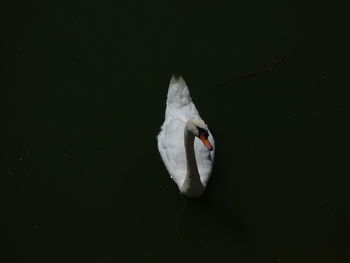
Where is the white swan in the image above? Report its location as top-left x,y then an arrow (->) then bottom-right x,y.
157,75 -> 215,198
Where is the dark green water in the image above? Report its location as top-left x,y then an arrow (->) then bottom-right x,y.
7,0 -> 349,262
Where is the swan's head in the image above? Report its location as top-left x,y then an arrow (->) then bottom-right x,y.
187,119 -> 213,151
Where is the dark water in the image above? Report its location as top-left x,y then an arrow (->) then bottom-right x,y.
6,0 -> 349,262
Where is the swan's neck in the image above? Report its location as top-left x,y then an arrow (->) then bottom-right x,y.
182,124 -> 204,197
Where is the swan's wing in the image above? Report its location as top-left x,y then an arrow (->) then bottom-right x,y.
165,75 -> 200,121
157,118 -> 187,187
158,75 -> 200,187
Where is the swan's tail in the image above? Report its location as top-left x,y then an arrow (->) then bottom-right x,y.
165,75 -> 200,120
167,75 -> 192,107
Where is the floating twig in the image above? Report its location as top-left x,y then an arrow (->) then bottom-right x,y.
212,41 -> 301,90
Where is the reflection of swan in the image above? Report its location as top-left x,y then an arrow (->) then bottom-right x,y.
157,75 -> 215,197
175,198 -> 247,253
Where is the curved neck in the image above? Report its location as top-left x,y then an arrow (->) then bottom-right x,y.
182,122 -> 204,197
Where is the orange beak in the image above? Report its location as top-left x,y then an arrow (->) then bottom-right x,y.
199,134 -> 213,151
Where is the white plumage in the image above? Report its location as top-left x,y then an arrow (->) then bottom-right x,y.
157,75 -> 215,197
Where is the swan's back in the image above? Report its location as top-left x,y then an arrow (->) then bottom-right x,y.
157,76 -> 215,191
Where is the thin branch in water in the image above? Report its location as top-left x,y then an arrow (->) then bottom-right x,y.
212,41 -> 302,90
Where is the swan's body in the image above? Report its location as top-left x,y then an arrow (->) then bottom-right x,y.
157,75 -> 215,197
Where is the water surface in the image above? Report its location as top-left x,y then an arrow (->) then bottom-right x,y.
7,0 -> 349,262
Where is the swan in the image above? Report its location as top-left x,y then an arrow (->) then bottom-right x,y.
157,75 -> 215,198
